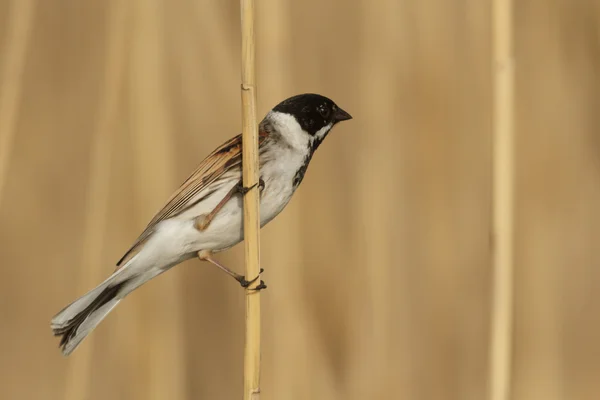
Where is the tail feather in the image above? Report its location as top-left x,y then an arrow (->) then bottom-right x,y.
51,279 -> 128,356
51,267 -> 125,330
51,264 -> 166,356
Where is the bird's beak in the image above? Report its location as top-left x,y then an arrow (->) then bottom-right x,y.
334,107 -> 353,122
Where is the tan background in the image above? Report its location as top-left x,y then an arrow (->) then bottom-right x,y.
1,0 -> 599,399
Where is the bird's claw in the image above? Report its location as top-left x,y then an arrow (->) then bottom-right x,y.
236,268 -> 265,288
249,280 -> 267,291
237,179 -> 265,195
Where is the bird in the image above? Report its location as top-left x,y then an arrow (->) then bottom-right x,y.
50,93 -> 352,355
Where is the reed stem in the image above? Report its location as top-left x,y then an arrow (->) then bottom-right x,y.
490,0 -> 515,399
240,0 -> 261,398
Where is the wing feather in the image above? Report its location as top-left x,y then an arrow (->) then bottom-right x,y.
116,132 -> 269,267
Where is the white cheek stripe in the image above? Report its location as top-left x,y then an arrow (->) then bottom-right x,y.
266,111 -> 310,151
267,111 -> 333,150
314,123 -> 333,141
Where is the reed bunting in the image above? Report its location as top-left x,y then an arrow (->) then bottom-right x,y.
51,93 -> 352,355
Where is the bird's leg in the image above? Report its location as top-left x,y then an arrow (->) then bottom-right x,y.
196,178 -> 265,231
235,177 -> 267,290
197,250 -> 266,290
194,182 -> 240,231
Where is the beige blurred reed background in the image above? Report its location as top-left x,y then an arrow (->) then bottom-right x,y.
1,0 -> 599,399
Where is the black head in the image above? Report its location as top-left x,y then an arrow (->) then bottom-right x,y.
272,93 -> 352,136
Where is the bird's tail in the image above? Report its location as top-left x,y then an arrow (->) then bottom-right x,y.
51,246 -> 171,356
51,259 -> 167,356
50,269 -> 129,356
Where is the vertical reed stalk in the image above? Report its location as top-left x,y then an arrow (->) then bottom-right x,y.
490,0 -> 515,399
240,0 -> 261,398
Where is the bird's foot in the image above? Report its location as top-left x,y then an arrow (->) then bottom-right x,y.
249,280 -> 267,291
235,268 -> 266,290
237,179 -> 265,195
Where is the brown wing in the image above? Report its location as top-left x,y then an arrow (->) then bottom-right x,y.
116,131 -> 269,267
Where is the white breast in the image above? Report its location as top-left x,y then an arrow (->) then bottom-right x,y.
166,116 -> 312,254
258,142 -> 306,226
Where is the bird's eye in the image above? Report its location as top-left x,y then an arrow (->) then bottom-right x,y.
318,105 -> 330,119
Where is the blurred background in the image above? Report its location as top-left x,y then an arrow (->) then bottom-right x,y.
1,0 -> 599,399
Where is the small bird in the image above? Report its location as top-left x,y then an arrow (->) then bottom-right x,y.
51,93 -> 352,355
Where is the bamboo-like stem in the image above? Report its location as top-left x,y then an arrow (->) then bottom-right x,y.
240,0 -> 261,399
0,0 -> 34,208
489,0 -> 514,400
